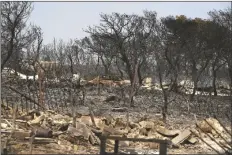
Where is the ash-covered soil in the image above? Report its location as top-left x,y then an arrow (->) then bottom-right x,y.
1,83 -> 231,154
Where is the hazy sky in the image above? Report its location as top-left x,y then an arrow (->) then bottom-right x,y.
28,2 -> 231,44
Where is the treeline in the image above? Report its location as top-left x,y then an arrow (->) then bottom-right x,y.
1,2 -> 231,98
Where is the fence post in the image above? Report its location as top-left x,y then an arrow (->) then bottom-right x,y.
114,140 -> 119,154
159,142 -> 167,155
100,136 -> 106,155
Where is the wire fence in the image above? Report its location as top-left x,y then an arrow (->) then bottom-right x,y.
1,70 -> 85,114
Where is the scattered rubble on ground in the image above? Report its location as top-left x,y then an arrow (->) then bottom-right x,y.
1,102 -> 231,154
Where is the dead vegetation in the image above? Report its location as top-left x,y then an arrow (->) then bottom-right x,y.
1,80 -> 232,154
1,2 -> 232,154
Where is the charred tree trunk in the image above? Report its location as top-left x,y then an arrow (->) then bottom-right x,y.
170,73 -> 178,92
190,62 -> 197,101
158,64 -> 168,123
229,66 -> 232,91
212,67 -> 217,96
164,48 -> 179,93
162,90 -> 168,123
129,63 -> 139,107
190,80 -> 197,101
69,56 -> 74,75
137,65 -> 143,85
100,56 -> 110,76
38,68 -> 45,107
1,29 -> 15,71
115,58 -> 124,80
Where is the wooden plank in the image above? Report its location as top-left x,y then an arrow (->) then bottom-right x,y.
107,136 -> 169,144
171,130 -> 191,145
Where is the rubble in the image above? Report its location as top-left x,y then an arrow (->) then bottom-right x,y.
1,104 -> 231,154
196,117 -> 224,136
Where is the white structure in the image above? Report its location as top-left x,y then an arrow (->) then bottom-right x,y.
72,73 -> 80,81
179,79 -> 194,89
2,67 -> 38,81
17,72 -> 38,80
143,77 -> 152,87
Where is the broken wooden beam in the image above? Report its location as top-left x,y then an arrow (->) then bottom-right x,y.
171,129 -> 191,146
